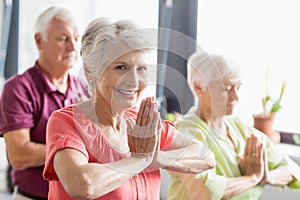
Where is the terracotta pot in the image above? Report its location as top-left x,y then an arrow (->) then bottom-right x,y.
253,113 -> 281,144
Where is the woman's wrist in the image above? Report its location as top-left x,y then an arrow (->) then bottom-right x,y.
249,173 -> 263,186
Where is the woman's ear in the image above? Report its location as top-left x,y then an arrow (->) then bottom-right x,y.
193,82 -> 203,96
83,66 -> 90,80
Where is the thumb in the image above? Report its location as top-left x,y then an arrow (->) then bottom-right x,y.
126,118 -> 135,135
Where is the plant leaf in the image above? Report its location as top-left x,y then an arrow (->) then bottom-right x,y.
279,81 -> 286,101
271,100 -> 282,113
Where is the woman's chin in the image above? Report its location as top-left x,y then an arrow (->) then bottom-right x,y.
111,96 -> 137,111
225,110 -> 234,116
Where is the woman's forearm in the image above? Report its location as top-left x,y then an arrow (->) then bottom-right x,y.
54,150 -> 152,199
155,143 -> 216,174
222,175 -> 261,199
78,156 -> 151,198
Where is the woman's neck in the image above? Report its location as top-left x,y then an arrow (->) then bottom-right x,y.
93,95 -> 125,132
197,106 -> 222,124
196,105 -> 227,134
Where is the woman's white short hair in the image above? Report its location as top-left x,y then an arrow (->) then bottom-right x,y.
34,6 -> 76,38
187,52 -> 241,96
80,17 -> 153,82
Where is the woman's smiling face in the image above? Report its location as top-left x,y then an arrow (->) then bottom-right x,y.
95,50 -> 149,111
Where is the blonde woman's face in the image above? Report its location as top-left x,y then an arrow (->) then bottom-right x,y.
96,50 -> 148,111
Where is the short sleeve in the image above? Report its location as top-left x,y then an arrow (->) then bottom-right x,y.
168,169 -> 227,200
0,78 -> 34,135
286,156 -> 300,189
160,120 -> 175,149
195,170 -> 227,200
266,144 -> 300,189
43,110 -> 88,181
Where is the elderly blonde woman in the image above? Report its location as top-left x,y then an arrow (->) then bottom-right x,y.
167,52 -> 300,200
42,18 -> 215,200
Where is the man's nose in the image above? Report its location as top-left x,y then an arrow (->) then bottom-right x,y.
66,38 -> 78,51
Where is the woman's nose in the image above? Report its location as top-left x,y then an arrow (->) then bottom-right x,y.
230,87 -> 239,101
125,69 -> 139,87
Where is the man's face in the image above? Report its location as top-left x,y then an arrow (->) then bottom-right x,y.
36,17 -> 80,73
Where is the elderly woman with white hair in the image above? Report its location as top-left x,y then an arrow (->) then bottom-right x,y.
167,52 -> 300,200
42,18 -> 215,200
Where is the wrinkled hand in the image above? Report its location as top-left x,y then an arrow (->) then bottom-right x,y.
127,97 -> 162,160
239,134 -> 264,182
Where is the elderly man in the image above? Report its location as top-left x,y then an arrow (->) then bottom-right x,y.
0,6 -> 89,199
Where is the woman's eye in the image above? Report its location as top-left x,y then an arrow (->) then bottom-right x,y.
137,66 -> 148,72
224,85 -> 241,92
115,65 -> 126,70
224,86 -> 231,91
74,36 -> 80,42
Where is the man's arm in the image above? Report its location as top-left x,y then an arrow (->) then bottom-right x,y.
4,128 -> 46,170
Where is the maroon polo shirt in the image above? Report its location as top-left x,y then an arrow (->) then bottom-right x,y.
0,61 -> 90,198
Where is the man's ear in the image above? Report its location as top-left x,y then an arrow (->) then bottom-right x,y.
34,33 -> 43,50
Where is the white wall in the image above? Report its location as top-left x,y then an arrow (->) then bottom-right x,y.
0,139 -> 8,192
197,0 -> 300,133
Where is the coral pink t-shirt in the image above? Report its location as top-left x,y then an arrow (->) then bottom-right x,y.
43,105 -> 175,200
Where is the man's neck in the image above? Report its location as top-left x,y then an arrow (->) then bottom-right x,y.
38,62 -> 69,94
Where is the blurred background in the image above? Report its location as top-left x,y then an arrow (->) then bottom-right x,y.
1,0 -> 300,199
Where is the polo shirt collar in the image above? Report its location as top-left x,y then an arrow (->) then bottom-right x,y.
34,61 -> 73,95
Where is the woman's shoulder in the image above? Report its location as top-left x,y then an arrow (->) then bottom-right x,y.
225,115 -> 248,128
50,105 -> 87,122
173,112 -> 209,142
175,111 -> 203,129
53,105 -> 78,115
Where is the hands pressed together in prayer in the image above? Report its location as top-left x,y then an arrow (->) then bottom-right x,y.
127,97 -> 162,161
239,134 -> 273,185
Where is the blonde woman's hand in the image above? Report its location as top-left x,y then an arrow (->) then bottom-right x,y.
127,97 -> 161,160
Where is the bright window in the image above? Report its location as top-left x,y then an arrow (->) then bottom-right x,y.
197,0 -> 300,133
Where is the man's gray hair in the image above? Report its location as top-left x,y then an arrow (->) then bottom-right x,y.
34,6 -> 76,38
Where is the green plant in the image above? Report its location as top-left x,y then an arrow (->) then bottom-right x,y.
261,81 -> 286,116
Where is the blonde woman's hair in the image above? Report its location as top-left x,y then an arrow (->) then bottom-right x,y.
80,17 -> 153,82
